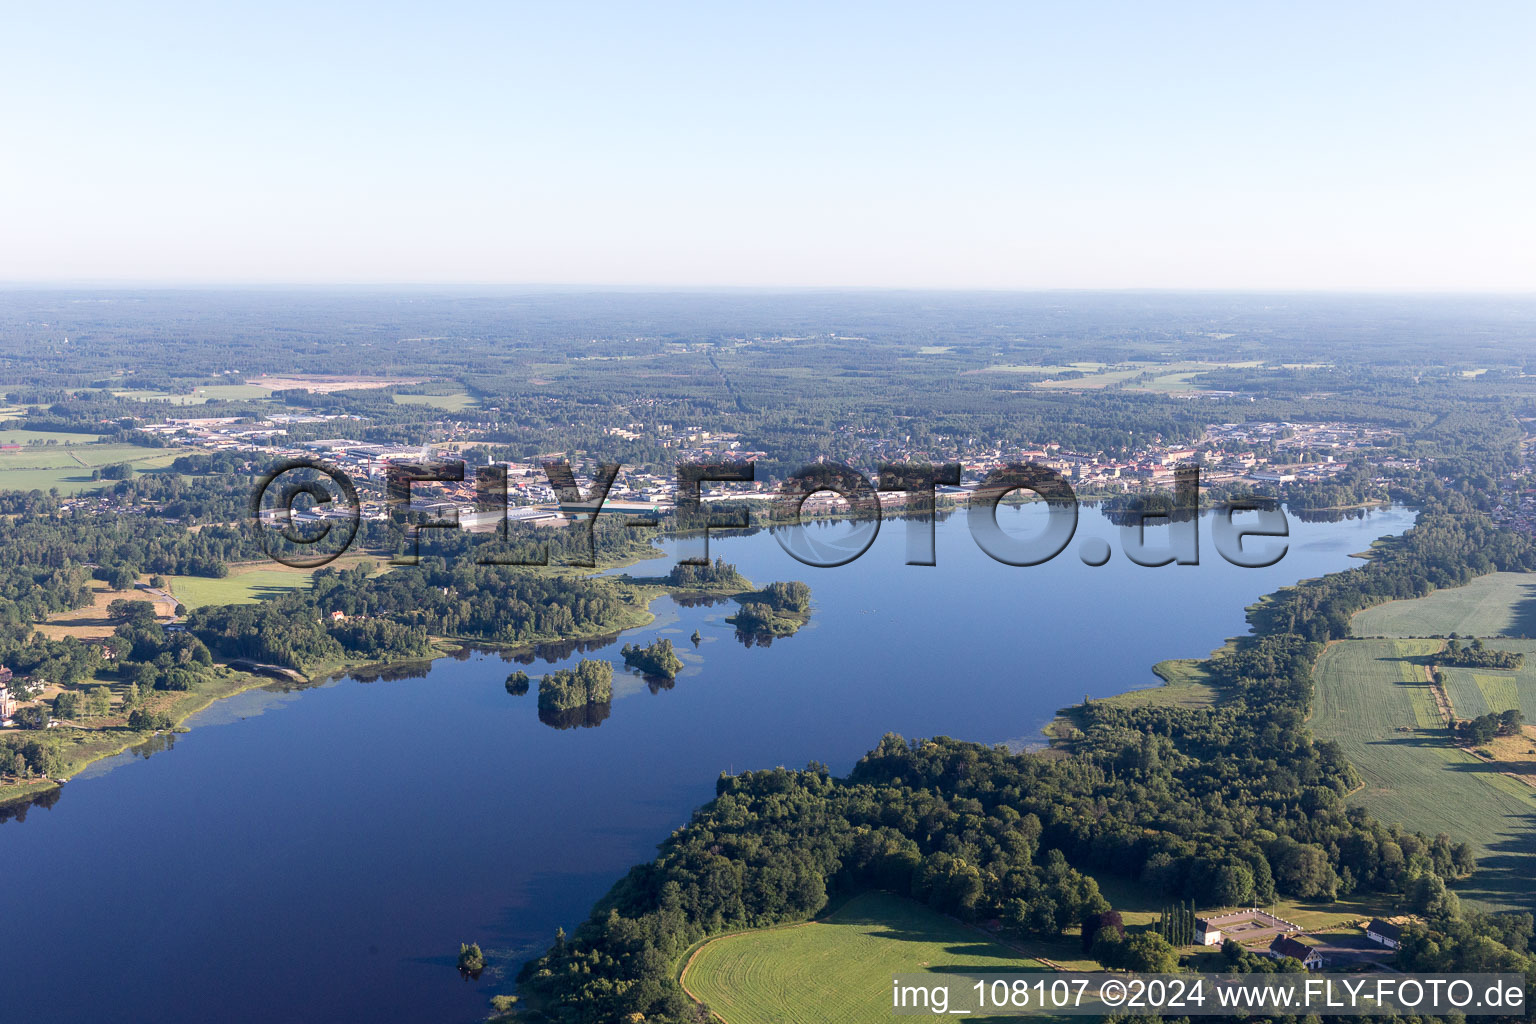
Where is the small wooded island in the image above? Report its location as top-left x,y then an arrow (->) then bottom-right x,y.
621,638 -> 683,679
536,660 -> 613,713
725,580 -> 813,637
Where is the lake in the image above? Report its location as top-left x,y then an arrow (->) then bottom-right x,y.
0,503 -> 1416,1023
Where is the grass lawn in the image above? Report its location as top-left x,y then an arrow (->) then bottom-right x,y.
681,892 -> 1044,1024
1312,638 -> 1536,910
1351,573 -> 1536,638
168,569 -> 320,609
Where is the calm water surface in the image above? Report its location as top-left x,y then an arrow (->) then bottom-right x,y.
0,505 -> 1416,1023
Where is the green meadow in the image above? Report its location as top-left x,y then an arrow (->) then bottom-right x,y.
168,568 -> 320,609
168,555 -> 391,610
682,891 -> 1043,1024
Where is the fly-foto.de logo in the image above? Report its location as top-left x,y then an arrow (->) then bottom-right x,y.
251,459 -> 1288,571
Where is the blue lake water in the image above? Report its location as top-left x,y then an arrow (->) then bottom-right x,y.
0,504 -> 1416,1023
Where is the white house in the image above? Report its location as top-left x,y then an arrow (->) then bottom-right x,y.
1269,936 -> 1326,970
1195,918 -> 1222,946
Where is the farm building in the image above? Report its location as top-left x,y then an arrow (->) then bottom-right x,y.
1366,919 -> 1402,949
1269,936 -> 1326,970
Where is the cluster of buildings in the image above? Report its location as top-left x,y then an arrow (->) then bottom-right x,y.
79,401 -> 1422,534
821,420 -> 1399,497
1194,909 -> 1404,970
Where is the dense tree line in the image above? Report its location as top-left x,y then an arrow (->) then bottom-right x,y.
518,760 -> 1110,1022
314,559 -> 640,646
110,615 -> 215,692
1441,637 -> 1523,669
664,558 -> 748,589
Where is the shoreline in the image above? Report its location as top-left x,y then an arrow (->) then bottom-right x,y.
1041,504 -> 1413,748
0,560 -> 755,812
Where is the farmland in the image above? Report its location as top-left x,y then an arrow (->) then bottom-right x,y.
681,891 -> 1043,1024
1351,572 -> 1536,638
0,426 -> 105,445
168,555 -> 389,609
108,383 -> 273,404
392,390 -> 477,411
1312,638 -> 1536,910
0,438 -> 186,494
1440,656 -> 1536,723
969,359 -> 1261,392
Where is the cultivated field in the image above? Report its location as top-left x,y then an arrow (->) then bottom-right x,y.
0,440 -> 185,494
970,359 -> 1260,392
1351,573 -> 1536,638
1433,639 -> 1536,723
109,383 -> 273,404
682,892 -> 1042,1024
0,426 -> 105,445
1312,638 -> 1536,910
392,390 -> 477,411
253,375 -> 419,393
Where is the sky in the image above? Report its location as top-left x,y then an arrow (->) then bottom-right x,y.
3,1 -> 1534,290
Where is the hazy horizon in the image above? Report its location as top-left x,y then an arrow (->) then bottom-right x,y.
5,2 -> 1533,290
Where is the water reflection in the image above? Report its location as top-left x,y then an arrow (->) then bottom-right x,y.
131,731 -> 179,759
733,628 -> 779,648
670,593 -> 733,609
347,660 -> 436,684
537,703 -> 612,730
1289,506 -> 1375,524
637,673 -> 675,694
502,634 -> 624,665
0,784 -> 61,824
0,504 -> 1422,1024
